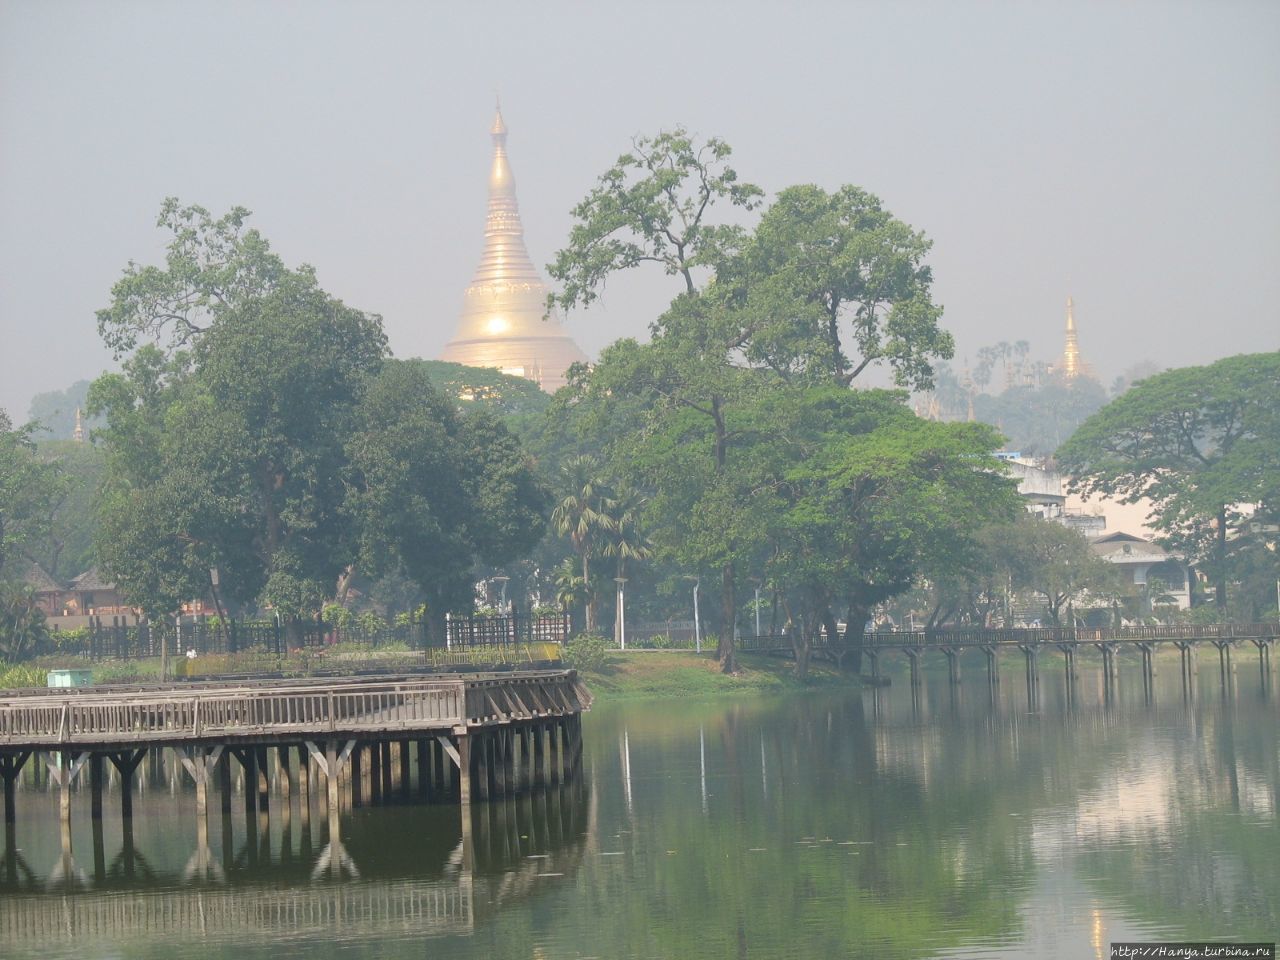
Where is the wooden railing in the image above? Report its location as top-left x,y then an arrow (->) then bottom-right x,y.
0,671 -> 588,748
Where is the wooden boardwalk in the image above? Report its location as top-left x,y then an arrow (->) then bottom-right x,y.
0,671 -> 592,842
739,622 -> 1278,702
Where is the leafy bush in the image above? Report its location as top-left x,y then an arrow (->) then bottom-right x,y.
563,633 -> 613,672
0,663 -> 46,688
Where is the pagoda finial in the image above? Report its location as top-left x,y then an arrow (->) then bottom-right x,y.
491,96 -> 507,139
73,407 -> 85,443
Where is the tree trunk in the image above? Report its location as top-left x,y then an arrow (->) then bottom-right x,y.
582,553 -> 595,633
719,562 -> 737,673
845,603 -> 868,674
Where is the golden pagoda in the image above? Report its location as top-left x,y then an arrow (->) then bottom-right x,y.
439,106 -> 588,392
1057,295 -> 1095,381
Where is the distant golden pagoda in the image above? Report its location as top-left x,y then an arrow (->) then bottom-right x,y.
1057,295 -> 1096,381
439,106 -> 588,392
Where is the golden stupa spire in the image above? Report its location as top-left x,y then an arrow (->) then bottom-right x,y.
73,407 -> 85,443
1059,295 -> 1090,380
439,104 -> 588,392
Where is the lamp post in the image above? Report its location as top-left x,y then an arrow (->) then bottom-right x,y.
209,566 -> 229,652
614,577 -> 628,650
688,577 -> 702,654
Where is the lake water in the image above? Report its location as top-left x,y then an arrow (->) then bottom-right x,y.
1,655 -> 1276,959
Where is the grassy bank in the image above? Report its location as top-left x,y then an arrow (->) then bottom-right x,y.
577,650 -> 853,701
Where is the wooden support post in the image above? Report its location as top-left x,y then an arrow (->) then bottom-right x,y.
380,740 -> 393,798
1,751 -> 31,826
434,737 -> 447,795
1020,645 -> 1040,708
350,742 -> 363,806
400,740 -> 411,799
548,722 -> 561,786
943,648 -> 961,685
219,750 -> 232,817
906,650 -> 921,687
533,724 -> 546,789
477,733 -> 491,802
90,753 -> 104,821
326,741 -> 340,839
108,749 -> 146,821
502,729 -> 515,797
45,750 -> 89,832
297,743 -> 310,798
982,646 -> 999,686
255,746 -> 270,811
417,740 -> 431,802
456,734 -> 472,806
369,741 -> 382,804
278,745 -> 293,800
236,749 -> 257,816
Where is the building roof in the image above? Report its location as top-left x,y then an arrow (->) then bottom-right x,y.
15,558 -> 62,594
1090,531 -> 1179,564
69,566 -> 115,592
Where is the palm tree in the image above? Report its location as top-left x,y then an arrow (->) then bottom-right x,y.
601,486 -> 654,647
549,455 -> 614,632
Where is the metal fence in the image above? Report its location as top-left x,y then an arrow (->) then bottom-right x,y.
45,613 -> 572,660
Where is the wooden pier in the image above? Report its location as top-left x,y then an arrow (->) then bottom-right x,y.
739,622 -> 1279,702
0,670 -> 592,845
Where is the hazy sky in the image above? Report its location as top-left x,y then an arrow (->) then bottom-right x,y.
2,0 -> 1277,419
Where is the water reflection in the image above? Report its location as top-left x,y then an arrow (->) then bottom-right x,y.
0,658 -> 1275,959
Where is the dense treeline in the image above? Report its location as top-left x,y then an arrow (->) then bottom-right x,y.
3,132 -> 1278,667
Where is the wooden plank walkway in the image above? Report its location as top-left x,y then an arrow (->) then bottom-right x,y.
0,671 -> 592,841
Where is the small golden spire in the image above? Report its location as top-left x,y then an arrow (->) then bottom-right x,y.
73,407 -> 85,443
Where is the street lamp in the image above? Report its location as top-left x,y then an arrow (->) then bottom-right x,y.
614,577 -> 628,650
683,576 -> 702,654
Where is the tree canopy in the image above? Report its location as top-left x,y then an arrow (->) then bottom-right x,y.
89,201 -> 547,635
1058,351 -> 1280,609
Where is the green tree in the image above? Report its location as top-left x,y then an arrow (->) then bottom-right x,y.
0,411 -> 62,580
547,127 -> 762,309
549,455 -> 615,633
345,360 -> 547,642
727,184 -> 952,389
96,198 -> 291,357
1058,352 -> 1280,609
1004,514 -> 1118,625
27,379 -> 100,440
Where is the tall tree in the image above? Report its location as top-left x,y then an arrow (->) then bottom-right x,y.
1058,352 -> 1280,608
0,411 -> 63,580
549,455 -> 615,633
726,184 -> 952,389
547,127 -> 762,309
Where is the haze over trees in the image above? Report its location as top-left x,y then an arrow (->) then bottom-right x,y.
541,128 -> 1015,672
1058,352 -> 1280,616
88,200 -> 546,641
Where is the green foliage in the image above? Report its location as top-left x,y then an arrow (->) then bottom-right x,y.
415,359 -> 552,418
0,662 -> 45,688
0,410 -> 64,579
562,632 -> 613,672
548,127 -> 762,309
1058,352 -> 1280,609
89,202 -> 547,632
0,581 -> 49,660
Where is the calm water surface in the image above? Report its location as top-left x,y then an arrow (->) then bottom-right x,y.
1,656 -> 1276,959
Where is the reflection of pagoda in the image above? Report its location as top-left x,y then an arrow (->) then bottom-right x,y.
1056,296 -> 1096,381
439,106 -> 588,392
